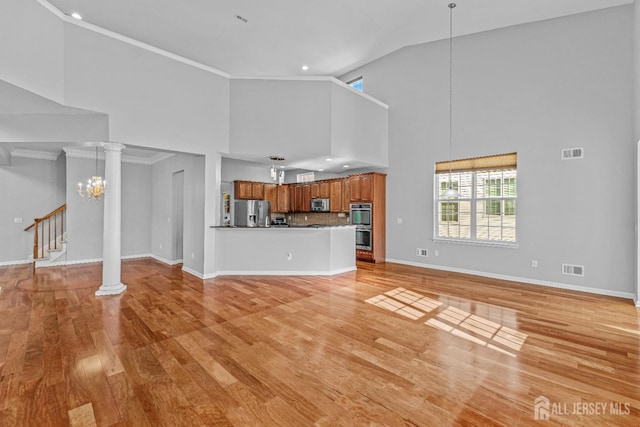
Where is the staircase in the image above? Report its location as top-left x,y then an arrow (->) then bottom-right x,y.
24,204 -> 67,268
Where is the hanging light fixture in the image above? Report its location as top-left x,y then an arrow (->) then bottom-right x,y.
269,155 -> 286,185
77,146 -> 105,201
443,2 -> 459,199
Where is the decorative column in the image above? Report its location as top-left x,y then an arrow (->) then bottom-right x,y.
96,142 -> 127,296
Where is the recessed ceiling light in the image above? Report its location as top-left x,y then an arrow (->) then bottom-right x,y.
279,165 -> 285,169
70,12 -> 82,20
302,65 -> 309,71
343,164 -> 350,168
325,158 -> 333,162
318,169 -> 324,172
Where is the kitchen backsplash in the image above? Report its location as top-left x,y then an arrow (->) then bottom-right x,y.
274,212 -> 350,226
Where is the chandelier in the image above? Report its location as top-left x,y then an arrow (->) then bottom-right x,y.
77,146 -> 105,201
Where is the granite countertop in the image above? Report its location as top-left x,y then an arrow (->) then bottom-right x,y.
211,224 -> 355,229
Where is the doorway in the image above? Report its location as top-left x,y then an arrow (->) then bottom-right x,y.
172,170 -> 184,261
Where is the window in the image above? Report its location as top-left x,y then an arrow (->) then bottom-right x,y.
297,172 -> 315,183
347,77 -> 363,92
435,153 -> 517,245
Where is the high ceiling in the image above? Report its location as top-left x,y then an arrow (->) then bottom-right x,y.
45,0 -> 632,77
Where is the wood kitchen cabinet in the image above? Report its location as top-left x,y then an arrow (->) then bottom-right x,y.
234,180 -> 265,200
277,185 -> 290,213
290,184 -> 311,212
310,182 -> 320,199
349,175 -> 361,201
329,179 -> 342,213
342,178 -> 351,212
319,181 -> 330,198
264,183 -> 278,212
350,173 -> 373,202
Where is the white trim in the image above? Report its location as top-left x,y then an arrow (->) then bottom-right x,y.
213,266 -> 357,277
122,254 -> 152,260
11,149 -> 61,161
36,1 -> 230,79
149,254 -> 183,265
63,147 -> 175,165
386,258 -> 636,302
0,259 -> 33,267
433,237 -> 519,249
231,75 -> 389,109
182,266 -> 205,279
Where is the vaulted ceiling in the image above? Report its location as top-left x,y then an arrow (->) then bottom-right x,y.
45,0 -> 632,77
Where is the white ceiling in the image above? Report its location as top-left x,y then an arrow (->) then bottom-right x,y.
45,0 -> 631,77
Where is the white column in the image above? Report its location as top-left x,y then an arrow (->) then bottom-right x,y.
96,142 -> 127,296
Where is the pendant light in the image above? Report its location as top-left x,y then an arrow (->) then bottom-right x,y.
443,3 -> 459,199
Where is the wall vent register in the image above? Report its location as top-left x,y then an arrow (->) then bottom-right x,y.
561,147 -> 584,160
562,264 -> 584,277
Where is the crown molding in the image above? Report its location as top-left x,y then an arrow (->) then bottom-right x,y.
11,148 -> 61,161
63,147 -> 174,165
36,0 -> 230,79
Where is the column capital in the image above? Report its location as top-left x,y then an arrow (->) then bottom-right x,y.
101,142 -> 126,153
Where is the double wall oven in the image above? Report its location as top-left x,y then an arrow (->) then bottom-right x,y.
350,203 -> 372,250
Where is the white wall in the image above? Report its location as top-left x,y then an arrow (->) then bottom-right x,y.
342,6 -> 635,296
0,156 -> 66,263
331,84 -> 388,167
65,155 -> 153,261
230,79 -> 332,159
151,153 -> 205,273
0,0 -> 64,103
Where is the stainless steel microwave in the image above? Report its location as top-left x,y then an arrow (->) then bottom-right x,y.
311,198 -> 329,212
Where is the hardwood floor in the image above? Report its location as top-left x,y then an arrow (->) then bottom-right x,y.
0,259 -> 638,426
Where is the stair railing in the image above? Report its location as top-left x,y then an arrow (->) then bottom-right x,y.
24,204 -> 67,261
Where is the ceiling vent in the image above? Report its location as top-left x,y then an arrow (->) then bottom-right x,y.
562,264 -> 584,277
561,147 -> 584,160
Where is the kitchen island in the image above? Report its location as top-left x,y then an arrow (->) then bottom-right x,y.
212,225 -> 356,276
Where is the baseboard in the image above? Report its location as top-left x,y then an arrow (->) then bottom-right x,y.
386,258 -> 636,302
149,254 -> 183,266
0,259 -> 33,267
181,266 -> 206,279
213,266 -> 357,277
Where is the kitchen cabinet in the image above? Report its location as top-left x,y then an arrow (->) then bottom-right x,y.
234,181 -> 253,200
277,185 -> 290,213
311,181 -> 330,199
302,184 -> 311,212
234,180 -> 265,200
349,175 -> 361,201
342,178 -> 351,212
291,184 -> 311,212
350,174 -> 373,202
329,180 -> 342,213
264,184 -> 278,212
319,181 -> 330,198
311,182 -> 320,199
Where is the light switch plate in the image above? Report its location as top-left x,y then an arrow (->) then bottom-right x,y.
14,217 -> 23,224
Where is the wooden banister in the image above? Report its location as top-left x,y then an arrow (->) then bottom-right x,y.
24,204 -> 67,263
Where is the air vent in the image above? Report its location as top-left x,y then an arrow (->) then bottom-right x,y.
561,147 -> 584,160
416,248 -> 428,257
562,264 -> 584,277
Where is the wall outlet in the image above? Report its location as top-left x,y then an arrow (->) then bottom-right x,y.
397,218 -> 403,224
191,252 -> 195,260
287,252 -> 292,261
14,217 -> 23,224
434,250 -> 439,257
531,260 -> 538,268
159,243 -> 163,249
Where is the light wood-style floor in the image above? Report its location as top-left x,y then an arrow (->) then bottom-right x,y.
0,259 -> 638,426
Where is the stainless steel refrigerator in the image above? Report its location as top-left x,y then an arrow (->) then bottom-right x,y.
234,200 -> 271,227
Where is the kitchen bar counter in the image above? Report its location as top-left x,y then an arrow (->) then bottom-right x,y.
212,225 -> 356,276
